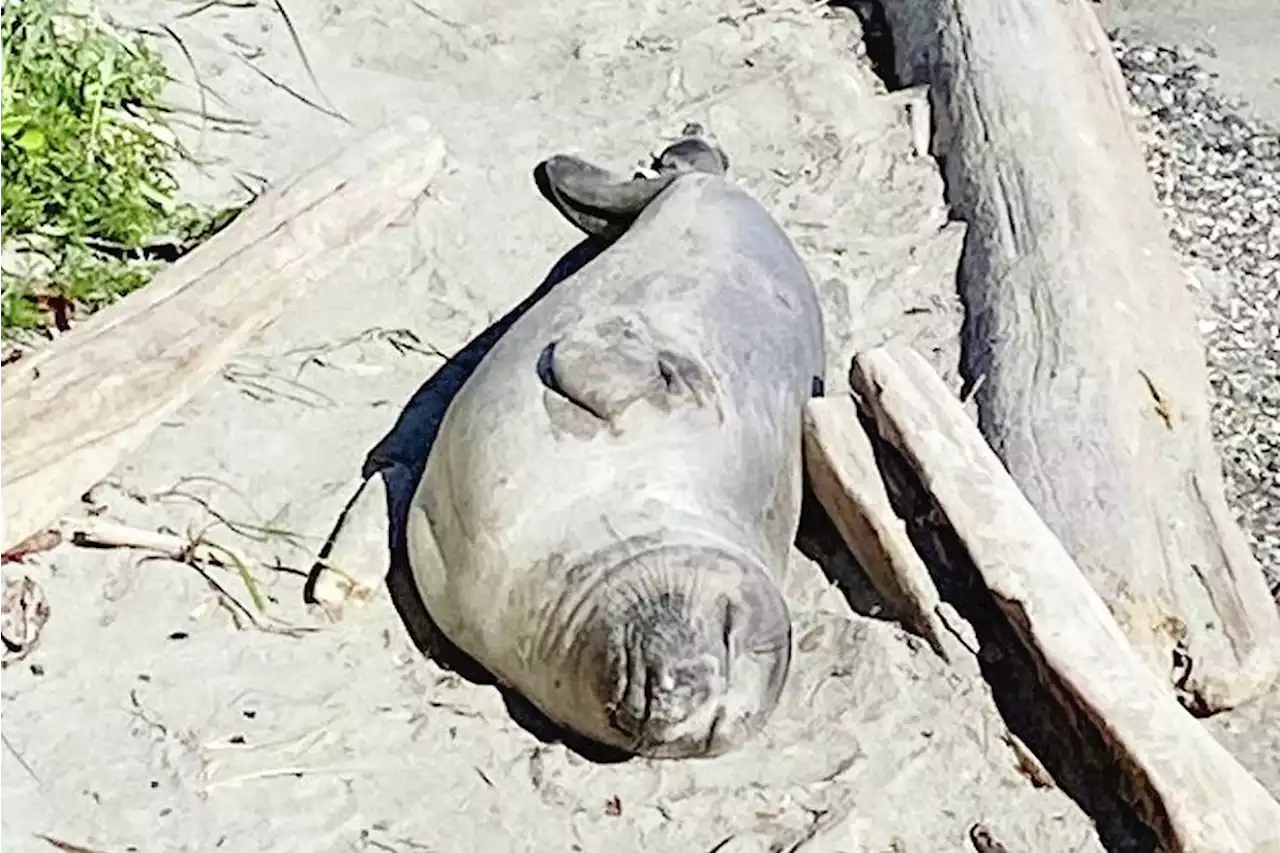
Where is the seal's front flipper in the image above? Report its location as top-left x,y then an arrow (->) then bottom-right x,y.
538,314 -> 714,428
535,156 -> 675,241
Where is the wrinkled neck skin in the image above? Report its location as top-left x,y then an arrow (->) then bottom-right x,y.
523,534 -> 792,759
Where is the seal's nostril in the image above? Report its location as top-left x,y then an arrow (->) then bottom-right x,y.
609,671 -> 650,739
721,598 -> 735,660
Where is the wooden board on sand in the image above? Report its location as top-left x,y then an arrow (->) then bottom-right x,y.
1,116 -> 446,552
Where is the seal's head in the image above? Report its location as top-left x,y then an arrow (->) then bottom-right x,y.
570,545 -> 791,759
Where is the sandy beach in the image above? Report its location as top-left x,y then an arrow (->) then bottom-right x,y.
3,1 -> 1278,851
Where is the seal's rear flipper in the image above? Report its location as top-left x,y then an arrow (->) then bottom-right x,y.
535,124 -> 731,240
535,156 -> 675,241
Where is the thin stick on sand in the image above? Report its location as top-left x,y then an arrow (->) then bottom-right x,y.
63,517 -> 244,564
63,518 -> 316,635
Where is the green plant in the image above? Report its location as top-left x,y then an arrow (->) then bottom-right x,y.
1,0 -> 217,335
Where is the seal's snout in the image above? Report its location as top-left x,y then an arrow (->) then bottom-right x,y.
611,644 -> 722,744
603,592 -> 744,759
591,546 -> 791,759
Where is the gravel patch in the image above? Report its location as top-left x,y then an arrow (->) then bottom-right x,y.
1111,34 -> 1280,598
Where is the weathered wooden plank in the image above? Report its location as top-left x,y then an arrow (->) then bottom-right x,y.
802,394 -> 966,664
0,116 -> 446,551
876,0 -> 1280,709
852,344 -> 1280,853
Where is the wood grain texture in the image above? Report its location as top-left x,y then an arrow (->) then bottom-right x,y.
877,0 -> 1280,709
802,395 -> 962,663
0,116 -> 446,551
852,344 -> 1280,853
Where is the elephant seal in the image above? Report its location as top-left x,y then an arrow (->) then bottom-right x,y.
407,125 -> 825,759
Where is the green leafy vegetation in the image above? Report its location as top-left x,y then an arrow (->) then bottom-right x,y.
1,0 -> 223,336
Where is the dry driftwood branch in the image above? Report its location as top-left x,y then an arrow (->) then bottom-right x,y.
876,0 -> 1280,710
63,517 -> 318,636
0,115 -> 446,553
802,395 -> 965,664
852,344 -> 1280,853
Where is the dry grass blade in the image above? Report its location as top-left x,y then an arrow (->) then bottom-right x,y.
199,537 -> 267,612
222,359 -> 337,408
230,0 -> 351,128
34,835 -> 111,853
156,22 -> 209,141
150,481 -> 307,548
268,0 -> 342,117
185,559 -> 315,635
236,56 -> 350,125
3,732 -> 41,784
176,0 -> 258,19
284,326 -> 450,380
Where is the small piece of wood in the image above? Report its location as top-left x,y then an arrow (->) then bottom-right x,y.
303,471 -> 389,620
802,395 -> 964,664
852,344 -> 1280,853
877,0 -> 1280,710
0,116 -> 446,552
62,517 -> 234,565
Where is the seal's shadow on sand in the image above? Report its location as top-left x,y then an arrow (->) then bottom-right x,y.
359,235 -> 638,764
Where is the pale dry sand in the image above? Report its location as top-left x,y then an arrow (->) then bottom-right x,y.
0,1 -> 1274,852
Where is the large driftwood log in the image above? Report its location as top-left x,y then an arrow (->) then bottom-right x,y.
852,344 -> 1280,853
0,116 -> 446,551
877,0 -> 1280,709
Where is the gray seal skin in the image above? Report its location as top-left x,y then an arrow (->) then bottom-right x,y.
407,125 -> 825,759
